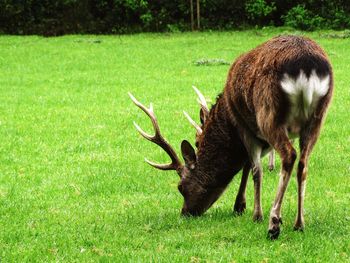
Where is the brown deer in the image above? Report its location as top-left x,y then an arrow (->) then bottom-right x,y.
184,86 -> 277,215
129,35 -> 333,239
184,86 -> 285,215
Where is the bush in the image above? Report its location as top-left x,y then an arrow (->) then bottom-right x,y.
328,8 -> 350,29
282,5 -> 324,31
245,0 -> 276,25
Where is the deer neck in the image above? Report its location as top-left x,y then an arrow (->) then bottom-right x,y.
195,97 -> 248,188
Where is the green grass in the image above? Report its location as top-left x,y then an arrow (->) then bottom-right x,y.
0,28 -> 349,262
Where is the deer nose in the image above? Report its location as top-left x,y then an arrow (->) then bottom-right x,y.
181,206 -> 201,217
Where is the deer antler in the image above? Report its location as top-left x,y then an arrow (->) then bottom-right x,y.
192,86 -> 209,122
183,86 -> 210,133
183,111 -> 202,135
128,92 -> 183,174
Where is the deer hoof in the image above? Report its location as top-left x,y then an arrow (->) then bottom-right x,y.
268,216 -> 281,239
253,209 -> 264,222
233,201 -> 246,215
293,221 -> 304,232
268,226 -> 280,240
253,211 -> 263,222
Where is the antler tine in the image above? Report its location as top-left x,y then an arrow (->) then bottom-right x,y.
145,158 -> 176,170
133,121 -> 153,141
192,85 -> 210,115
128,92 -> 183,173
128,92 -> 160,136
183,111 -> 202,135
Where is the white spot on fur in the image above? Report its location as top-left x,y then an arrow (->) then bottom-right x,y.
280,70 -> 330,135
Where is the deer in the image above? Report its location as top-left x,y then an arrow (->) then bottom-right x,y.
183,86 -> 276,214
129,35 -> 333,239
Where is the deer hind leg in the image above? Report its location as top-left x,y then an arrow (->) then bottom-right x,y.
268,139 -> 296,172
233,162 -> 250,215
265,128 -> 297,239
294,118 -> 323,231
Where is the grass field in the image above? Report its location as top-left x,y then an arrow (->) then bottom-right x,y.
0,28 -> 349,262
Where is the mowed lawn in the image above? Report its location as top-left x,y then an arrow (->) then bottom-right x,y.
0,29 -> 349,262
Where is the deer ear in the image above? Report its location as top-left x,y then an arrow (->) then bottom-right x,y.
181,140 -> 196,168
199,108 -> 205,125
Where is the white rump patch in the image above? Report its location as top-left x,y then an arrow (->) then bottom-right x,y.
281,70 -> 329,114
280,70 -> 330,135
280,70 -> 330,102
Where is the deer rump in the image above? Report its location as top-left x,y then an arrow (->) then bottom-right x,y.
130,35 -> 333,239
225,37 -> 331,143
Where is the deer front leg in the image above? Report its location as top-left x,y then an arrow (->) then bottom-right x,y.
242,138 -> 264,222
252,161 -> 263,221
248,146 -> 264,222
233,163 -> 250,215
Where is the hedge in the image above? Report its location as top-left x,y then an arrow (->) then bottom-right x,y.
0,0 -> 349,35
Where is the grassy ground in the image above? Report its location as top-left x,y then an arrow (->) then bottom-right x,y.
0,28 -> 349,262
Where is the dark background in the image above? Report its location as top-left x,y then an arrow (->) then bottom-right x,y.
0,0 -> 349,36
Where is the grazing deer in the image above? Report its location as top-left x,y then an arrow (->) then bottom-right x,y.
129,35 -> 333,239
184,86 -> 275,214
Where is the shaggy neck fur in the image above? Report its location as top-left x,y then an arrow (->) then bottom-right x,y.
194,95 -> 248,189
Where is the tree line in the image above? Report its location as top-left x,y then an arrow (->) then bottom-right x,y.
0,0 -> 349,35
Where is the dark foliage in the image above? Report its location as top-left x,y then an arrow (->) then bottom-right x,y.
0,0 -> 349,35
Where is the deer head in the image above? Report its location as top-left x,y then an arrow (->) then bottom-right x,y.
129,92 -> 228,216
